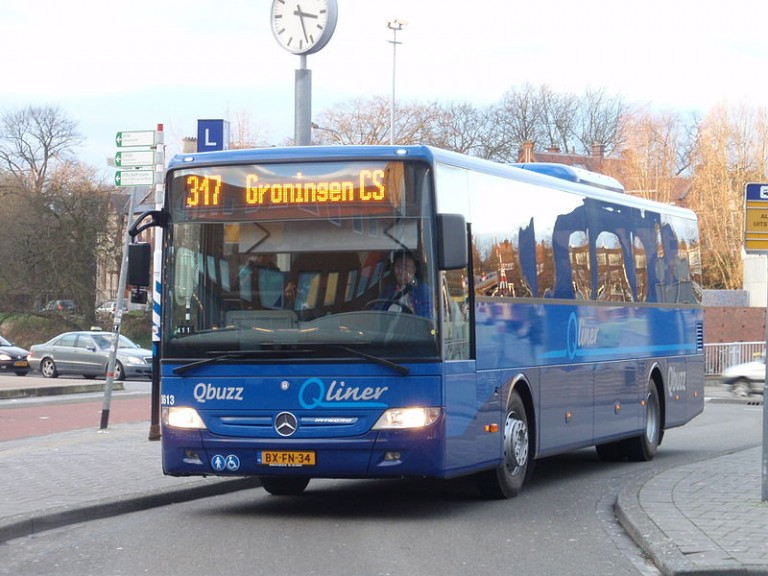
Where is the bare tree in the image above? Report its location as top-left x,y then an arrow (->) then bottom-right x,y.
0,105 -> 82,194
228,109 -> 272,149
488,83 -> 543,162
313,96 -> 391,144
538,85 -> 579,153
429,101 -> 495,158
616,109 -> 693,203
687,103 -> 768,289
313,96 -> 445,146
0,106 -> 111,314
574,87 -> 629,155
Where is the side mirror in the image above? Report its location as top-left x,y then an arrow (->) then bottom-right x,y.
128,242 -> 151,287
436,213 -> 467,270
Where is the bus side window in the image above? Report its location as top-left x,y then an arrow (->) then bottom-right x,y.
442,270 -> 470,360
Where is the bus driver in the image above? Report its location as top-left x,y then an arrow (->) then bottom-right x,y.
378,252 -> 431,317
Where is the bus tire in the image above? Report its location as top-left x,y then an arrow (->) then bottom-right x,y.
624,381 -> 661,462
476,391 -> 533,499
259,476 -> 310,496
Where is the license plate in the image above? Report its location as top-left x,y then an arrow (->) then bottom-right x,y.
258,451 -> 316,467
14,360 -> 28,368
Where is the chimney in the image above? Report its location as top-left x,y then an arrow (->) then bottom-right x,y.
591,143 -> 605,158
547,146 -> 560,153
518,141 -> 535,163
182,137 -> 198,153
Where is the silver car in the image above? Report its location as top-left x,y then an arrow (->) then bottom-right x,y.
720,352 -> 766,397
28,331 -> 152,380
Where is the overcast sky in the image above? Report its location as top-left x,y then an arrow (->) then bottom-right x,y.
1,0 -> 766,172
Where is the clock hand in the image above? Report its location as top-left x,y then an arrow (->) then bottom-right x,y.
294,5 -> 310,42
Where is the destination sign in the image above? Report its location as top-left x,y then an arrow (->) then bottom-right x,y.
170,161 -> 405,220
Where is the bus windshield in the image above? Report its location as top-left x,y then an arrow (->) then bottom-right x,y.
163,159 -> 438,360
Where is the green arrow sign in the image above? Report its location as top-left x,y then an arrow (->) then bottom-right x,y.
115,169 -> 155,187
115,130 -> 156,147
115,150 -> 155,167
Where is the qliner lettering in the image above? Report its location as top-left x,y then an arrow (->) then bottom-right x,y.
245,170 -> 386,205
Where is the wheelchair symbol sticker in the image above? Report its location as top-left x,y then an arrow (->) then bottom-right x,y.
211,454 -> 241,472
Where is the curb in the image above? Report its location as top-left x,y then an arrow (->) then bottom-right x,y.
0,477 -> 261,544
0,382 -> 125,400
615,461 -> 764,576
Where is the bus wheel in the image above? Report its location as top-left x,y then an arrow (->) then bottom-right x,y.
259,476 -> 310,496
624,382 -> 661,462
476,391 -> 532,499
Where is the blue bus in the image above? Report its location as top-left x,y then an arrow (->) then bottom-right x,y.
128,145 -> 704,498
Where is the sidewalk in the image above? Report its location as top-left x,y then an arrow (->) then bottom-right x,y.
0,381 -> 766,576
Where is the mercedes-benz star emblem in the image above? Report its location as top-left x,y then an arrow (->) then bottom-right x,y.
274,412 -> 298,437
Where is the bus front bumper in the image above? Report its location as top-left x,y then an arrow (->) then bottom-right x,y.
161,426 -> 445,479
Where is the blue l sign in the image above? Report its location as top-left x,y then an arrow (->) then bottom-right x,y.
197,119 -> 230,152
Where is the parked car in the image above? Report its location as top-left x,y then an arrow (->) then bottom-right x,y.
95,301 -> 118,316
41,299 -> 77,313
720,352 -> 766,397
28,330 -> 152,381
0,335 -> 29,376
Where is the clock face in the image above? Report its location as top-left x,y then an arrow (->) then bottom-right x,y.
271,0 -> 338,55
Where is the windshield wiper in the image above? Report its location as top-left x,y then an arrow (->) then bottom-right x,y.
331,345 -> 410,376
172,346 -> 409,377
172,349 -> 295,375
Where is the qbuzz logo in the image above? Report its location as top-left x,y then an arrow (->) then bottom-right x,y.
192,382 -> 244,403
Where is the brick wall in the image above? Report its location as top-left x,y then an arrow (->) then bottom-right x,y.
703,307 -> 766,343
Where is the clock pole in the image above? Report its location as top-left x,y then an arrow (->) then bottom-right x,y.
270,0 -> 337,146
295,55 -> 312,146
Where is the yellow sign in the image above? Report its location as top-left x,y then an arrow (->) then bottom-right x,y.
745,207 -> 768,233
745,238 -> 768,251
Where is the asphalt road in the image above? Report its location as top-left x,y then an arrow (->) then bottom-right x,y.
2,400 -> 762,576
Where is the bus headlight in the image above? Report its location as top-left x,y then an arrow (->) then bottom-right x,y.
163,406 -> 207,430
372,407 -> 441,430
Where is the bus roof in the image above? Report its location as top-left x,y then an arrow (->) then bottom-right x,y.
167,145 -> 695,219
509,163 -> 625,194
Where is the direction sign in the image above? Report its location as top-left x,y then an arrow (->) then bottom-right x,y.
115,169 -> 155,187
744,182 -> 768,254
115,150 -> 155,167
115,130 -> 156,147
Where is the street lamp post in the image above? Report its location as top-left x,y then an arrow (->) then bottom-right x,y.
387,19 -> 407,145
311,122 -> 343,144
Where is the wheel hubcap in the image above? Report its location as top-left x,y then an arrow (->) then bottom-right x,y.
645,391 -> 659,443
503,412 -> 529,476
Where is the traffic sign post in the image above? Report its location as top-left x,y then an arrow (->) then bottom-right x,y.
106,126 -> 165,431
744,182 -> 768,501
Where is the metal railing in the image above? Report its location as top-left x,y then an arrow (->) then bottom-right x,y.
704,341 -> 764,376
